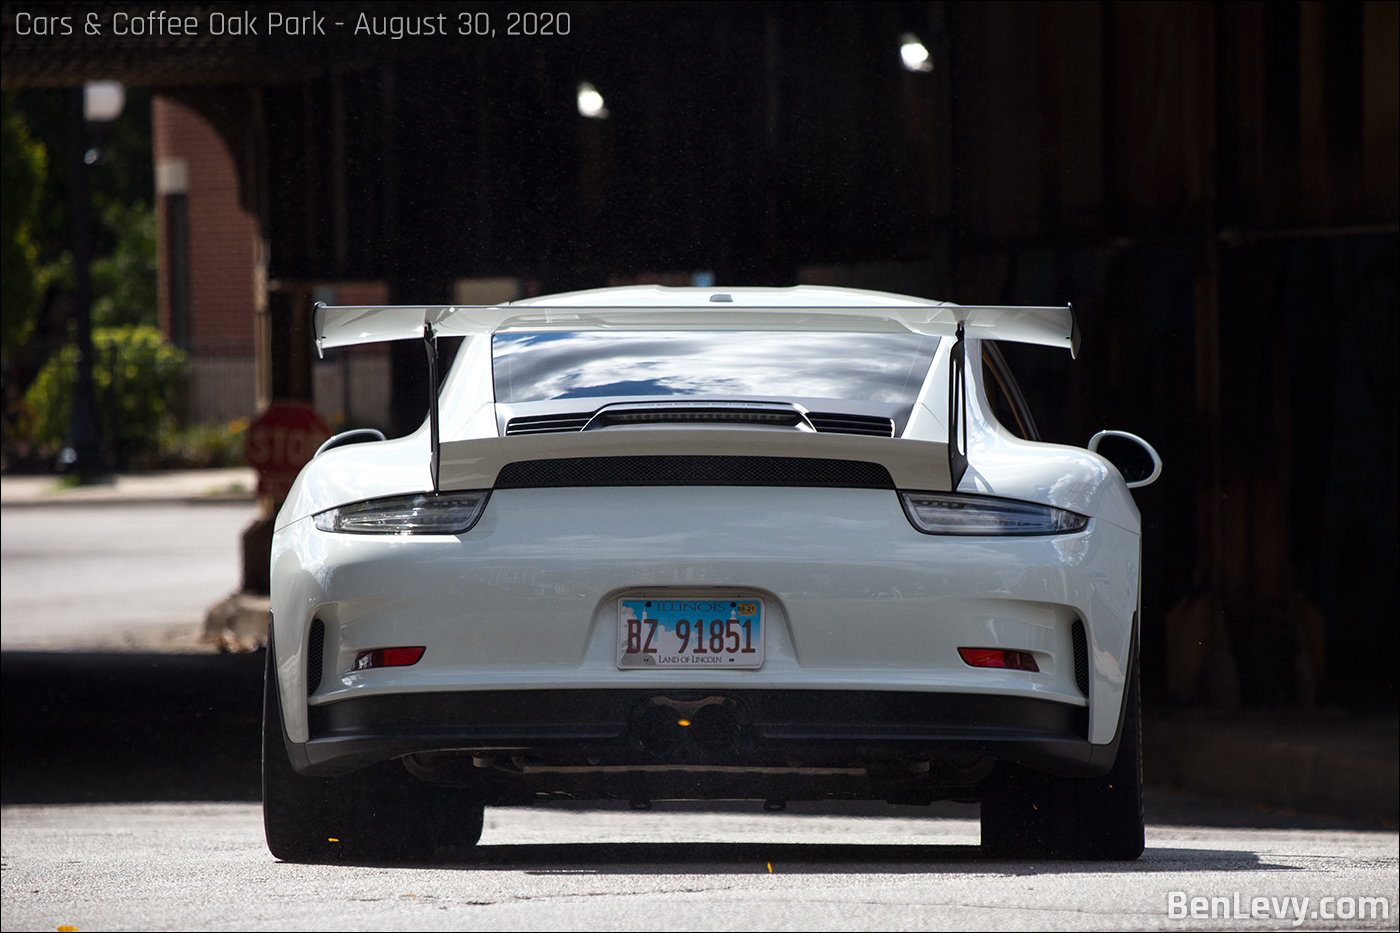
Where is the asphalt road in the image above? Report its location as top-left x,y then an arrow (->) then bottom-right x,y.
3,800 -> 1396,931
2,649 -> 1397,931
0,501 -> 256,649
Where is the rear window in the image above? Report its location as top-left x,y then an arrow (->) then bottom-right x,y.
492,331 -> 939,404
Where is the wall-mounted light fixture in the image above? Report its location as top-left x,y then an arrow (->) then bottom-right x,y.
577,81 -> 609,119
899,33 -> 933,73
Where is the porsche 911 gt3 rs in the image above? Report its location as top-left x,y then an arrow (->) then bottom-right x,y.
263,285 -> 1161,862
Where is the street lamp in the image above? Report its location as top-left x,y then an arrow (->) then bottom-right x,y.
62,81 -> 125,478
84,81 -> 125,122
576,82 -> 608,119
899,33 -> 933,73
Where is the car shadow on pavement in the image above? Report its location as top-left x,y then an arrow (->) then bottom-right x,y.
1,649 -> 263,804
295,841 -> 1267,873
1,648 -> 1387,851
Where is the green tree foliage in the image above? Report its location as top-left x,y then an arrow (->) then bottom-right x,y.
4,88 -> 162,465
9,87 -> 154,269
92,199 -> 158,328
3,88 -> 157,347
1,92 -> 48,354
25,325 -> 185,460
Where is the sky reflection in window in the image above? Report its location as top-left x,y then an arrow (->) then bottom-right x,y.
493,332 -> 938,404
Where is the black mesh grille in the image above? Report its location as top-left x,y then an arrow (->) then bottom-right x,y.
1072,619 -> 1089,697
505,413 -> 593,435
806,413 -> 895,437
595,407 -> 802,428
507,409 -> 896,437
307,704 -> 328,738
307,619 -> 325,696
494,456 -> 895,489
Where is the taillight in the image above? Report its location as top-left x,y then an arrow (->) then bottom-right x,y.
354,647 -> 426,670
958,647 -> 1040,672
900,492 -> 1087,536
314,491 -> 489,535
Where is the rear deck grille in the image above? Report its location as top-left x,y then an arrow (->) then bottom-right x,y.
594,407 -> 802,428
506,409 -> 895,437
494,455 -> 895,489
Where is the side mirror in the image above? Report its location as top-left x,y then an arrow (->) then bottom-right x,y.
1088,430 -> 1162,488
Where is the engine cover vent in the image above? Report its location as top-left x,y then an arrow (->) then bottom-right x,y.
507,407 -> 894,437
591,406 -> 803,429
806,413 -> 895,437
505,413 -> 593,435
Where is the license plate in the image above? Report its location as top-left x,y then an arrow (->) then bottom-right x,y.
617,598 -> 763,669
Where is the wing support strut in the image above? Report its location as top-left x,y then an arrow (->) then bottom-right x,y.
947,321 -> 968,490
424,323 -> 440,492
312,300 -> 442,492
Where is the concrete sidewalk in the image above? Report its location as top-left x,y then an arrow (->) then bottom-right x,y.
0,468 -> 257,507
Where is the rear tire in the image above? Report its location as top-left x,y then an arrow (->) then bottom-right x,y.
262,631 -> 484,863
980,644 -> 1144,860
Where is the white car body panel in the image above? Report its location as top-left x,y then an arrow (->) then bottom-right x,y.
274,483 -> 1136,747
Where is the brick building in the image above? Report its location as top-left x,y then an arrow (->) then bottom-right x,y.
153,95 -> 257,423
153,96 -> 391,429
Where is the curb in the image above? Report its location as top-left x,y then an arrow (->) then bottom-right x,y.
1,469 -> 258,508
202,592 -> 271,652
0,495 -> 256,509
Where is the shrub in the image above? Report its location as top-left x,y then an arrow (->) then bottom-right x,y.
24,325 -> 186,464
155,417 -> 248,469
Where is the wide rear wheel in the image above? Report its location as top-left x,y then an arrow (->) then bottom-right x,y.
980,647 -> 1143,860
262,631 -> 484,863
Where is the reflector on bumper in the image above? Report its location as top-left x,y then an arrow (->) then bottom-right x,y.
354,646 -> 426,670
958,647 -> 1040,672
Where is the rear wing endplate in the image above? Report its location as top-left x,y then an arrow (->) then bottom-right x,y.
312,298 -> 1078,492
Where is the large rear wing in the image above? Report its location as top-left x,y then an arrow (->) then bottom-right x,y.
314,297 -> 1079,356
310,289 -> 1078,492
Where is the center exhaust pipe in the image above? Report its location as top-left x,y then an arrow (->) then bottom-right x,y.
633,695 -> 746,759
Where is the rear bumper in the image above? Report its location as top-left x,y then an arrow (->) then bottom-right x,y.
287,688 -> 1122,790
272,486 -> 1139,748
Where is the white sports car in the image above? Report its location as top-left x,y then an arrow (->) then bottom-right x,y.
264,285 -> 1161,862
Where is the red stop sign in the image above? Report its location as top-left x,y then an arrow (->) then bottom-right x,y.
245,402 -> 333,499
